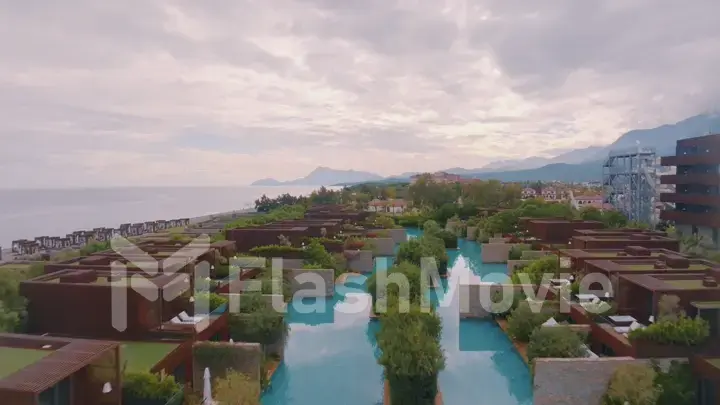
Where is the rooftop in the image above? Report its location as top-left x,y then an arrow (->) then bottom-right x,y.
120,341 -> 179,372
0,334 -> 118,393
558,247 -> 679,259
705,357 -> 720,371
24,269 -> 190,288
619,272 -> 720,292
621,264 -> 709,271
691,301 -> 720,310
0,347 -> 51,379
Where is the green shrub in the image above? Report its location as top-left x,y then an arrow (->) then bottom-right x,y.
396,239 -> 425,266
653,360 -> 696,405
377,304 -> 444,405
249,245 -> 302,257
506,302 -> 553,342
420,235 -> 449,274
397,213 -> 426,228
422,220 -> 442,235
213,263 -> 230,279
508,245 -> 524,260
305,237 -> 343,245
332,253 -> 349,278
435,230 -> 458,249
225,205 -> 305,229
79,240 -> 111,255
603,364 -> 659,405
122,371 -> 181,401
367,262 -> 425,310
628,315 -> 709,346
490,290 -> 525,318
302,263 -> 324,269
527,327 -> 585,363
228,293 -> 288,345
510,256 -> 559,286
375,215 -> 398,229
302,239 -> 335,269
195,293 -> 228,312
466,217 -> 480,227
396,236 -> 449,276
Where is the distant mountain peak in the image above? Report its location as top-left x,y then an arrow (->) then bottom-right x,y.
251,167 -> 383,186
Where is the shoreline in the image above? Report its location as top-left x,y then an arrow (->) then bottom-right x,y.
0,208 -> 257,264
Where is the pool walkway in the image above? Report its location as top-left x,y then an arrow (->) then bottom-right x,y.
261,229 -> 532,405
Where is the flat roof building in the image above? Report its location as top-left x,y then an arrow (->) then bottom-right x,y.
660,133 -> 720,249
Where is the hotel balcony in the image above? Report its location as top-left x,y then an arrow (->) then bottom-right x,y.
660,193 -> 720,207
660,173 -> 720,186
659,210 -> 720,227
661,154 -> 720,166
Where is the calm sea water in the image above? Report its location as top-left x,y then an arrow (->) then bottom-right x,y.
0,186 -> 322,247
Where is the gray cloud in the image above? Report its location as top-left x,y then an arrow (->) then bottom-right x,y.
1,0 -> 719,187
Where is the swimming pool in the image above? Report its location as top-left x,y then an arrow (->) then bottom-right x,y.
261,228 -> 532,405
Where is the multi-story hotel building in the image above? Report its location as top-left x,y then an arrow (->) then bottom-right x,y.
660,133 -> 720,249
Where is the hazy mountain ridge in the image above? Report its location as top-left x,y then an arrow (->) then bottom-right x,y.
253,113 -> 720,186
251,166 -> 383,186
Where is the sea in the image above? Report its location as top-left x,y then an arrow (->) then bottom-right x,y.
0,186 -> 324,248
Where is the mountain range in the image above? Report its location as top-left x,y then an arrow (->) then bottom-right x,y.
251,113 -> 720,186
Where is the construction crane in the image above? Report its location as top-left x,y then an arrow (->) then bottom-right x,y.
602,145 -> 662,226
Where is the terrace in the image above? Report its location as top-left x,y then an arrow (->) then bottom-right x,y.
119,341 -> 181,373
0,333 -> 121,405
580,255 -> 717,300
573,228 -> 668,237
0,347 -> 52,379
226,226 -> 311,252
571,233 -> 680,250
524,219 -> 604,244
617,272 -> 720,327
44,252 -> 196,275
557,246 -> 688,272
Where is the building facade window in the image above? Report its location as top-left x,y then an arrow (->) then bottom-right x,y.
713,228 -> 719,246
39,377 -> 71,405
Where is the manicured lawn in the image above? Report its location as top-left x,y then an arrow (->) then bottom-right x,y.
692,301 -> 720,309
120,342 -> 179,373
706,358 -> 720,370
0,347 -> 52,378
0,264 -> 30,272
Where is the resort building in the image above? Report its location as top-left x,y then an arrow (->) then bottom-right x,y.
570,232 -> 680,251
409,171 -> 462,184
571,194 -> 608,210
367,198 -> 408,214
557,246 -> 685,271
521,187 -> 537,199
660,133 -> 720,249
0,333 -> 122,405
616,271 -> 720,330
540,187 -> 558,201
523,219 -> 604,244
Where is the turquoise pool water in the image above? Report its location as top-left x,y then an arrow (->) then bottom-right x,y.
261,229 -> 532,405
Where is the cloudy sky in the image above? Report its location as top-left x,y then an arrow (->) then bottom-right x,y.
2,0 -> 719,187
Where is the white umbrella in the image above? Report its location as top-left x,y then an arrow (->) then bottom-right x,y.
203,367 -> 214,405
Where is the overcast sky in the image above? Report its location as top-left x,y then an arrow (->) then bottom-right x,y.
2,0 -> 719,187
